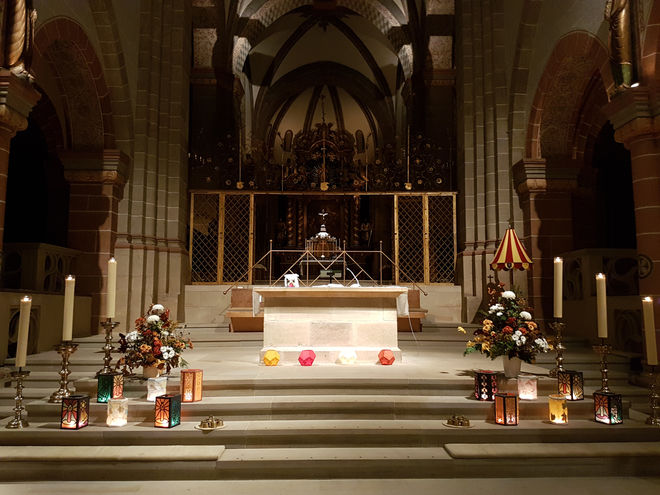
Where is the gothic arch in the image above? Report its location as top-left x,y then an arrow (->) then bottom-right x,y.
33,17 -> 114,151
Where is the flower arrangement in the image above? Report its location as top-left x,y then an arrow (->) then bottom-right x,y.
117,304 -> 192,375
459,284 -> 550,363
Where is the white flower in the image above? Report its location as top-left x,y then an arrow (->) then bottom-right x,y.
151,304 -> 165,315
126,331 -> 138,342
520,335 -> 526,344
489,304 -> 504,313
512,332 -> 521,341
502,291 -> 516,299
146,314 -> 160,324
496,312 -> 503,317
161,330 -> 169,337
160,346 -> 174,359
520,311 -> 532,320
516,340 -> 523,346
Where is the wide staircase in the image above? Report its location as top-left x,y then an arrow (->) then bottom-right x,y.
1,326 -> 660,483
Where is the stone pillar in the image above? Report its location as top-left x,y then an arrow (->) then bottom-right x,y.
0,69 -> 40,253
61,150 -> 128,332
513,159 -> 578,320
607,88 -> 660,361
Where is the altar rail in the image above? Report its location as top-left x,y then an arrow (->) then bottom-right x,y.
189,191 -> 456,285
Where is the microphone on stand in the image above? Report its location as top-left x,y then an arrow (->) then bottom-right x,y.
346,267 -> 360,287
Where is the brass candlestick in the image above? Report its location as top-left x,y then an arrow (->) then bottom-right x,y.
5,368 -> 30,429
647,365 -> 660,426
548,319 -> 566,378
97,318 -> 119,376
593,338 -> 611,393
49,341 -> 79,403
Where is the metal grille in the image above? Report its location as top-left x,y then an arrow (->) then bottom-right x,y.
190,193 -> 219,283
396,196 -> 425,283
221,194 -> 251,283
429,195 -> 455,282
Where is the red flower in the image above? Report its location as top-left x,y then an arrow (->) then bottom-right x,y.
519,327 -> 528,334
502,326 -> 513,334
506,317 -> 516,325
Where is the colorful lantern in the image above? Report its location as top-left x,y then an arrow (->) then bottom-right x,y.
97,372 -> 124,403
60,395 -> 90,430
147,376 -> 168,402
474,370 -> 498,401
338,349 -> 358,364
154,394 -> 181,428
494,393 -> 519,426
548,394 -> 568,424
107,397 -> 128,427
517,375 -> 538,400
298,350 -> 316,366
180,369 -> 203,402
594,391 -> 623,425
557,370 -> 584,401
378,349 -> 395,365
263,349 -> 280,366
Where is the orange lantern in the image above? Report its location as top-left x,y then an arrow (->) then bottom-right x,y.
494,393 -> 519,426
154,394 -> 181,428
61,395 -> 90,430
180,369 -> 203,402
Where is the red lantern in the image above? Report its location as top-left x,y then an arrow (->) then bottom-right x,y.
378,349 -> 395,365
474,370 -> 498,401
154,394 -> 181,428
180,369 -> 203,402
298,350 -> 316,366
61,395 -> 90,430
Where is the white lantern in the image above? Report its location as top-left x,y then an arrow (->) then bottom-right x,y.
517,375 -> 538,400
284,274 -> 299,287
107,397 -> 128,427
337,349 -> 358,364
147,376 -> 168,402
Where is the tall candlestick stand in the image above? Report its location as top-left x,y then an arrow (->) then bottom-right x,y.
647,365 -> 659,426
97,318 -> 119,376
5,368 -> 30,429
49,341 -> 78,403
548,320 -> 566,378
593,338 -> 611,393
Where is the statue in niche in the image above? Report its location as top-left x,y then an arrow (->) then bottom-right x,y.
604,0 -> 634,89
0,0 -> 36,80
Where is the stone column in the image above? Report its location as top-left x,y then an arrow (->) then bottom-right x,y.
513,159 -> 578,320
606,88 -> 660,360
61,150 -> 128,332
0,69 -> 40,253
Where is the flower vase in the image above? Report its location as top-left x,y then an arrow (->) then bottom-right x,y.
503,356 -> 522,378
142,365 -> 160,379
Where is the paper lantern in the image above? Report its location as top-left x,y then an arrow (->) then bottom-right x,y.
378,349 -> 395,365
338,349 -> 358,364
147,376 -> 168,402
263,349 -> 280,366
494,393 -> 519,426
557,370 -> 584,401
474,370 -> 498,401
60,395 -> 90,430
594,391 -> 623,425
298,350 -> 316,366
154,394 -> 181,428
180,369 -> 203,402
548,394 -> 568,424
517,375 -> 538,400
107,397 -> 128,427
97,372 -> 124,403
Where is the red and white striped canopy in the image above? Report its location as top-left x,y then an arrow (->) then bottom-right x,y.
490,228 -> 533,271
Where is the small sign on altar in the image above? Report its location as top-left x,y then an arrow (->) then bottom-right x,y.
284,274 -> 300,287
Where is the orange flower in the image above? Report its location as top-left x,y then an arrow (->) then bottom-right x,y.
139,344 -> 151,353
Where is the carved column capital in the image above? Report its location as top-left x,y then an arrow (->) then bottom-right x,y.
0,68 -> 40,137
512,158 -> 579,196
59,149 -> 129,185
604,86 -> 660,146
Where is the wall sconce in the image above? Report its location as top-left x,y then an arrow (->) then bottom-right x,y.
494,393 -> 519,426
263,349 -> 280,366
548,394 -> 568,424
60,395 -> 90,430
97,372 -> 124,403
594,391 -> 623,425
298,350 -> 316,367
474,370 -> 498,401
106,397 -> 128,427
180,369 -> 203,403
154,394 -> 181,428
557,369 -> 584,400
517,375 -> 538,400
338,349 -> 358,364
378,349 -> 395,365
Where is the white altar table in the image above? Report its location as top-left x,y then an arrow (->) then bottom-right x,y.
254,286 -> 407,364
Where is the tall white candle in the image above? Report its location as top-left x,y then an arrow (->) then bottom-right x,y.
642,297 -> 658,366
15,296 -> 32,368
106,257 -> 117,319
554,257 -> 563,318
62,275 -> 76,341
596,273 -> 607,339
